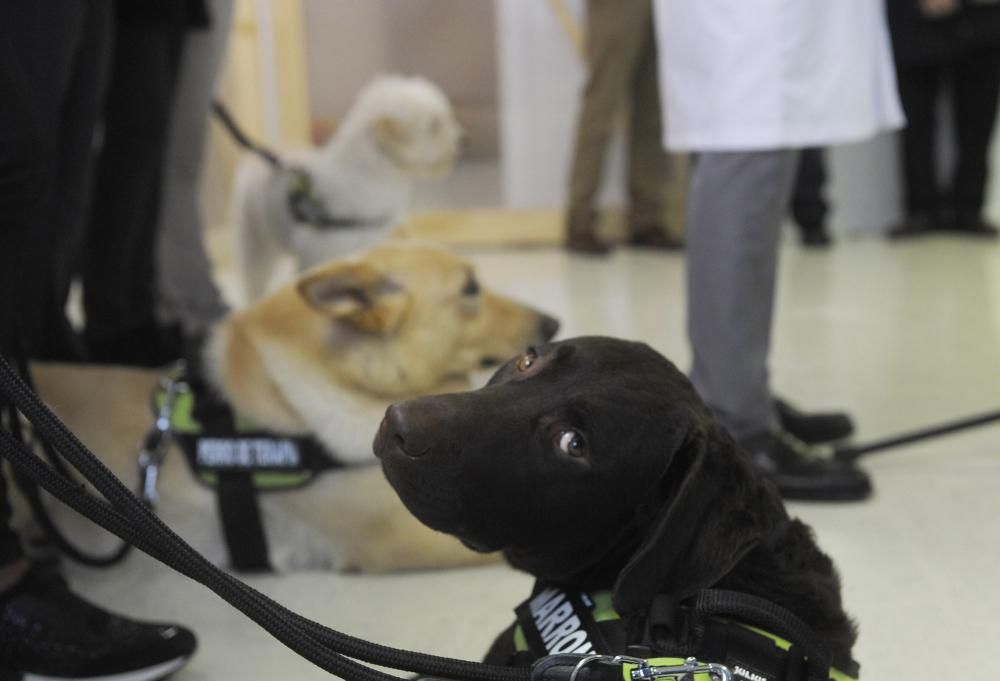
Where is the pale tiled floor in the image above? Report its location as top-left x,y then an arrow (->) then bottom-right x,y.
63,227 -> 1000,680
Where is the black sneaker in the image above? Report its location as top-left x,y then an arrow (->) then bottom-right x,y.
0,566 -> 197,681
627,225 -> 685,251
774,398 -> 854,444
799,225 -> 832,248
739,431 -> 872,502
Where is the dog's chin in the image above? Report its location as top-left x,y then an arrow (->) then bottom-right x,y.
406,152 -> 457,179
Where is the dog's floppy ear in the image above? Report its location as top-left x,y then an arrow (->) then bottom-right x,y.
612,422 -> 774,617
297,262 -> 411,334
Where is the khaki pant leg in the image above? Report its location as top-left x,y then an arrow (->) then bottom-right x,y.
566,0 -> 649,236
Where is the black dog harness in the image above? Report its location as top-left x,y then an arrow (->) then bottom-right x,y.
140,366 -> 343,572
511,584 -> 859,681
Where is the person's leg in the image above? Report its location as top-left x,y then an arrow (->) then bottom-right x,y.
157,0 -> 234,343
566,0 -> 649,253
0,13 -> 198,680
686,149 -> 871,501
0,0 -> 61,573
38,1 -> 114,360
687,150 -> 797,440
83,14 -> 185,365
890,60 -> 943,236
950,48 -> 1000,234
623,1 -> 680,249
789,147 -> 831,246
1,0 -> 95,361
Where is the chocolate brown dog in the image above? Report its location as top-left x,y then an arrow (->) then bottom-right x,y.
374,337 -> 857,673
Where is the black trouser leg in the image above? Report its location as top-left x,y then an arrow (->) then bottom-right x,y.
82,17 -> 184,365
789,147 -> 829,234
2,1 -> 113,362
896,61 -> 944,218
0,14 -> 51,566
950,49 -> 1000,222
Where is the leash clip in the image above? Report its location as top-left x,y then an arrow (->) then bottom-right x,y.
137,370 -> 187,507
634,658 -> 732,681
569,655 -> 731,681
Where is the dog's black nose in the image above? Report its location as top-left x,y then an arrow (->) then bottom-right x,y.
379,402 -> 431,459
539,314 -> 560,341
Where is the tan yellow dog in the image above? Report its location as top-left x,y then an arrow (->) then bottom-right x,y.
30,241 -> 557,573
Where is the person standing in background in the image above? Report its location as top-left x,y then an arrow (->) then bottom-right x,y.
82,2 -> 207,366
0,7 -> 199,677
653,1 -> 904,501
156,0 -> 235,368
1,1 -> 113,363
887,0 -> 1000,238
565,0 -> 684,255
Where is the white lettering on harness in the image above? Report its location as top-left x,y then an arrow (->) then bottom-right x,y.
733,665 -> 768,681
528,588 -> 594,655
196,438 -> 301,469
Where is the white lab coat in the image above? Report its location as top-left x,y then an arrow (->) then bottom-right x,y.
653,0 -> 905,152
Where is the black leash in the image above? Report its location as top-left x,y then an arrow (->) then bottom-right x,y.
211,99 -> 387,230
834,408 -> 1000,461
211,100 -> 285,170
5,355 -> 133,567
0,353 -> 538,681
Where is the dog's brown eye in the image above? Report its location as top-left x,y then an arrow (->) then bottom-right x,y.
462,277 -> 480,297
517,352 -> 535,371
558,430 -> 585,457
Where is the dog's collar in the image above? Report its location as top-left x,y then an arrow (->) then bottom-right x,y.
511,584 -> 859,681
285,168 -> 389,230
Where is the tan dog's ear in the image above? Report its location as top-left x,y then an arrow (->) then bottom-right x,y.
297,262 -> 410,334
370,115 -> 409,148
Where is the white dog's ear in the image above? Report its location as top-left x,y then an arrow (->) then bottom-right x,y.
297,262 -> 410,334
370,115 -> 409,148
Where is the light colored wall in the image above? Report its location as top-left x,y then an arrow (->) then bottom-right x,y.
301,0 -> 498,157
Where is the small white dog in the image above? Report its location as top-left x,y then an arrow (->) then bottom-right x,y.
232,74 -> 463,304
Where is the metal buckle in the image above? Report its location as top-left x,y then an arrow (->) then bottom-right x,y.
569,655 -> 732,681
137,370 -> 188,507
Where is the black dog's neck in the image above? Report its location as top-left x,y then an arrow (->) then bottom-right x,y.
506,436 -> 858,670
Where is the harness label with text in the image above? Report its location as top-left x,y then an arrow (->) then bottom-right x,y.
518,587 -> 598,655
733,665 -> 768,681
196,438 -> 302,470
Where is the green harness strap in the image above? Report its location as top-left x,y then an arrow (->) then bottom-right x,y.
153,379 -> 331,490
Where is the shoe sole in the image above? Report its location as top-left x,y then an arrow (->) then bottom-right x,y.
24,656 -> 190,681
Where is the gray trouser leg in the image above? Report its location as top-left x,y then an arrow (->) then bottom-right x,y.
156,0 -> 234,336
686,149 -> 799,440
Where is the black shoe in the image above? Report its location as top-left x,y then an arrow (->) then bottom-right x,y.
952,216 -> 999,238
887,213 -> 936,239
774,398 -> 854,444
566,231 -> 613,255
799,225 -> 832,248
627,227 -> 684,251
0,566 -> 197,681
739,431 -> 872,502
